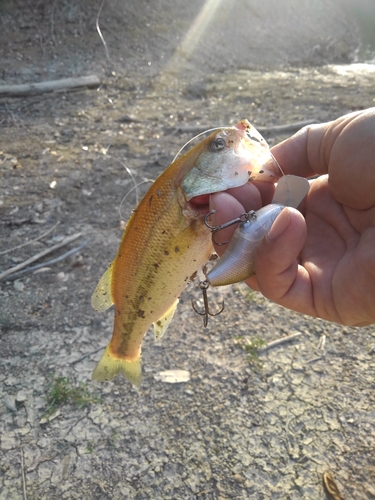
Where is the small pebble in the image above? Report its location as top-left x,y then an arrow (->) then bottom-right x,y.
14,280 -> 24,291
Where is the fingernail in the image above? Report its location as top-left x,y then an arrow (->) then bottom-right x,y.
267,207 -> 290,240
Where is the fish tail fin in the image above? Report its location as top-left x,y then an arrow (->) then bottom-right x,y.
91,345 -> 142,386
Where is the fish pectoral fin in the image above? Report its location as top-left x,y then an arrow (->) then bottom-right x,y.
91,262 -> 114,312
153,299 -> 179,342
92,345 -> 142,386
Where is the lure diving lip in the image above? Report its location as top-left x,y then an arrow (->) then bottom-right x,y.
205,175 -> 310,286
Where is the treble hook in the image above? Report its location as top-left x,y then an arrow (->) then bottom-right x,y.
204,210 -> 257,246
191,280 -> 225,327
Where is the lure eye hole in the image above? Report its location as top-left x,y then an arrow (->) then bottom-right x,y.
210,137 -> 226,152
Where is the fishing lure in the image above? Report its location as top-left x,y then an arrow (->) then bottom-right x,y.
192,175 -> 310,325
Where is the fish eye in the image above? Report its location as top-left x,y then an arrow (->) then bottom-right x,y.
210,137 -> 226,152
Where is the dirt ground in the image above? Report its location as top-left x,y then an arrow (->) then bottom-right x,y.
1,0 -> 375,499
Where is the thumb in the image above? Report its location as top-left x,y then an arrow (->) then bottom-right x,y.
246,208 -> 312,312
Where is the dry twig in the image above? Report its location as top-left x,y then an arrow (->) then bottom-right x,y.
0,222 -> 59,256
323,471 -> 344,500
70,346 -> 104,366
21,446 -> 27,500
0,76 -> 100,98
0,233 -> 82,281
4,239 -> 88,281
258,332 -> 303,354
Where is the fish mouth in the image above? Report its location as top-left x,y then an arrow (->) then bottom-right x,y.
185,193 -> 212,217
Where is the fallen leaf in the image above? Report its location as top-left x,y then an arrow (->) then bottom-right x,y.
153,369 -> 191,384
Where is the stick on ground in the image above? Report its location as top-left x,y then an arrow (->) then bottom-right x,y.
0,75 -> 100,98
0,222 -> 60,256
21,446 -> 27,500
4,239 -> 88,281
0,233 -> 82,281
258,332 -> 303,354
70,346 -> 105,366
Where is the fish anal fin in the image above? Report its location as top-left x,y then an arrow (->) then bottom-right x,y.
92,345 -> 142,386
153,299 -> 179,342
91,262 -> 114,312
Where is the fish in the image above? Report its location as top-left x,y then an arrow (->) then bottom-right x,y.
91,119 -> 281,385
206,175 -> 310,286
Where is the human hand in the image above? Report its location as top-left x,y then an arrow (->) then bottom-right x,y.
210,108 -> 375,326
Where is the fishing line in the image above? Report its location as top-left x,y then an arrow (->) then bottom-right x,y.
116,126 -> 283,222
116,127 -> 228,222
96,0 -> 110,62
270,152 -> 285,177
116,160 -> 154,221
117,161 -> 141,204
171,126 -> 284,179
118,179 -> 154,222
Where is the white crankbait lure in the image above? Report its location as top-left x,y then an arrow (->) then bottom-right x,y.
206,175 -> 310,286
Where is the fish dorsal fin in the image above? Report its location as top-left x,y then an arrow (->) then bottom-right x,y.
91,262 -> 114,312
153,299 -> 179,342
272,175 -> 310,208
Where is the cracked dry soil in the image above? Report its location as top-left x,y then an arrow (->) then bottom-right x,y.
1,0 -> 375,499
